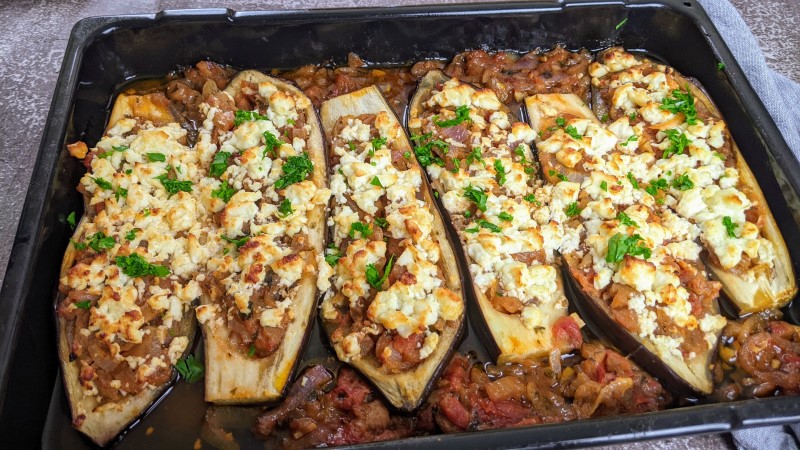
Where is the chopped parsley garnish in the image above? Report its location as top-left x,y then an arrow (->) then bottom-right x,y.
660,88 -> 698,125
175,354 -> 204,383
347,142 -> 357,151
600,181 -> 608,192
125,169 -> 132,175
465,226 -> 479,233
247,345 -> 256,357
263,131 -> 284,158
370,176 -> 383,188
97,145 -> 128,159
403,151 -> 411,159
717,62 -> 726,71
478,220 -> 502,233
234,109 -> 269,126
410,133 -> 447,167
143,208 -> 151,217
374,217 -> 388,228
620,135 -> 638,147
498,212 -> 513,222
211,180 -> 236,203
565,202 -> 582,217
125,229 -> 138,241
629,112 -> 637,121
493,159 -> 507,186
523,194 -> 541,206
451,157 -> 461,173
555,117 -> 566,128
155,173 -> 193,197
221,235 -> 250,249
671,173 -> 694,191
626,172 -> 639,189
466,147 -> 485,167
615,17 -> 628,30
274,153 -> 313,190
723,216 -> 738,238
92,177 -> 113,191
600,113 -> 610,123
548,170 -> 568,182
349,221 -> 373,239
605,233 -> 652,263
147,152 -> 166,162
713,151 -> 726,160
464,211 -> 472,218
210,151 -> 231,177
287,118 -> 296,125
86,232 -> 116,253
366,255 -> 394,290
71,240 -> 87,250
278,198 -> 294,217
645,178 -> 669,196
66,211 -> 76,230
325,243 -> 342,266
434,105 -> 471,128
115,187 -> 128,201
616,212 -> 638,228
74,301 -> 91,310
434,190 -> 439,198
371,137 -> 387,152
463,185 -> 488,212
565,125 -> 582,140
662,129 -> 691,159
115,253 -> 170,278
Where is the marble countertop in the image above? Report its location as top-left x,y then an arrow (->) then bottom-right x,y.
0,0 -> 796,449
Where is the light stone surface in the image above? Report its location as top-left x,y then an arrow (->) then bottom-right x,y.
0,0 -> 795,449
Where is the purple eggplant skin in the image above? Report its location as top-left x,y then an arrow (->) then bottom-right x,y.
560,257 -> 706,400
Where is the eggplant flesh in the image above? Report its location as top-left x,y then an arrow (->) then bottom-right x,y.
525,92 -> 724,395
590,47 -> 796,315
197,70 -> 328,404
318,85 -> 466,411
408,71 -> 579,362
56,93 -> 197,446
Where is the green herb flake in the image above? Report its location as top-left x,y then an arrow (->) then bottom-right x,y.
605,233 -> 652,263
498,212 -> 513,222
564,202 -> 582,217
493,159 -> 507,186
374,217 -> 388,228
717,62 -> 726,71
275,153 -> 313,190
523,194 -> 541,206
115,253 -> 170,278
466,147 -> 485,167
75,300 -> 91,310
565,125 -> 582,140
325,244 -> 342,266
263,131 -> 285,158
671,173 -> 694,191
92,177 -> 113,191
722,216 -> 738,238
366,255 -> 394,290
347,142 -> 356,151
147,152 -> 166,162
465,227 -> 479,233
370,176 -> 383,188
71,239 -> 87,250
600,181 -> 608,192
645,178 -> 669,196
615,17 -> 628,30
115,187 -> 128,201
97,145 -> 128,159
629,112 -> 637,121
600,113 -> 610,123
617,212 -> 638,228
234,110 -> 269,127
247,345 -> 256,357
411,133 -> 447,168
125,229 -> 138,241
155,173 -> 192,197
463,185 -> 488,212
211,180 -> 236,203
174,354 -> 204,383
434,105 -> 471,128
87,232 -> 116,253
548,169 -> 568,182
278,198 -> 294,217
620,135 -> 639,147
478,220 -> 502,233
349,221 -> 373,239
662,129 -> 691,159
67,212 -> 77,230
210,151 -> 231,177
221,235 -> 250,249
626,172 -> 639,189
371,137 -> 388,152
660,87 -> 698,125
555,117 -> 566,128
404,151 -> 411,159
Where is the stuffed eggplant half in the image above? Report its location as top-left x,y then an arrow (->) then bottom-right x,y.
408,71 -> 584,363
57,92 -> 202,445
194,70 -> 330,404
526,92 -> 728,395
318,86 -> 466,411
589,47 -> 796,315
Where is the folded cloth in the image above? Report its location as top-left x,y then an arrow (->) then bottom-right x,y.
694,1 -> 800,449
697,0 -> 800,158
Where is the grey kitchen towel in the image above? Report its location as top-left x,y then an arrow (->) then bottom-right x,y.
697,0 -> 800,158
693,1 -> 800,449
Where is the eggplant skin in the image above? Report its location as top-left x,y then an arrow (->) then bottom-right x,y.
56,93 -> 196,446
198,70 -> 328,404
318,86 -> 466,412
590,47 -> 796,315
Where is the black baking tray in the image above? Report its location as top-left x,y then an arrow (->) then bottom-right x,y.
2,1 -> 800,448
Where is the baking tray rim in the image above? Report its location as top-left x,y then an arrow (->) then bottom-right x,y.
1,0 -> 798,447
